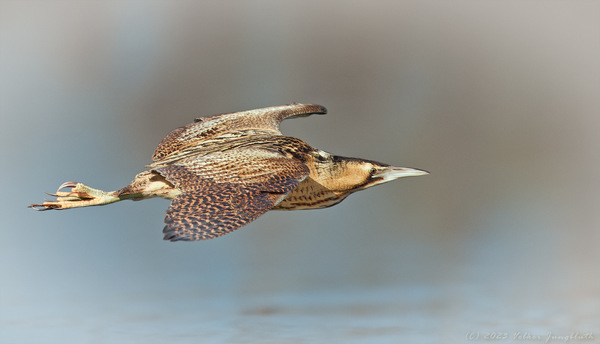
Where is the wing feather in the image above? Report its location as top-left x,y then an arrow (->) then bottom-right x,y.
152,103 -> 326,162
154,150 -> 309,241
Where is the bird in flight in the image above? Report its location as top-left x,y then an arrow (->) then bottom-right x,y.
30,103 -> 428,241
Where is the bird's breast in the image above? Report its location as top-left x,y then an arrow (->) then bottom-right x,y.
273,176 -> 349,210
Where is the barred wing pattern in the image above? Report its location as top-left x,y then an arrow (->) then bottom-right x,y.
152,103 -> 326,162
154,150 -> 309,241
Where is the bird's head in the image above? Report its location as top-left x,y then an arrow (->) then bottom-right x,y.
325,156 -> 429,192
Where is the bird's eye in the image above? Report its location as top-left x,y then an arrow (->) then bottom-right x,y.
369,167 -> 377,176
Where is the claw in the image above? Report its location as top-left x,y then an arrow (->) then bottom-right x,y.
57,181 -> 78,193
38,182 -> 81,198
28,203 -> 59,211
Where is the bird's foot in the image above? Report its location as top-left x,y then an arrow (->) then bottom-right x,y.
29,182 -> 120,210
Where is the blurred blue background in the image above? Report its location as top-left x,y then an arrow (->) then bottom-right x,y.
1,1 -> 598,343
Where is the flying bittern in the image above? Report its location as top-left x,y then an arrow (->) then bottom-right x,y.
30,103 -> 428,241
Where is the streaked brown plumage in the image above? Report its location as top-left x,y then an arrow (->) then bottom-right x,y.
30,103 -> 428,241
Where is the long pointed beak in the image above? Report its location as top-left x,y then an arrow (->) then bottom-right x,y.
372,166 -> 429,182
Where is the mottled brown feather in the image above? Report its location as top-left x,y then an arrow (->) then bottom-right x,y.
154,149 -> 309,241
152,103 -> 326,162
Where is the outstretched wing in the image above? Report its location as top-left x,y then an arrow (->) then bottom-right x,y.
161,185 -> 288,241
154,150 -> 309,241
152,103 -> 326,162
